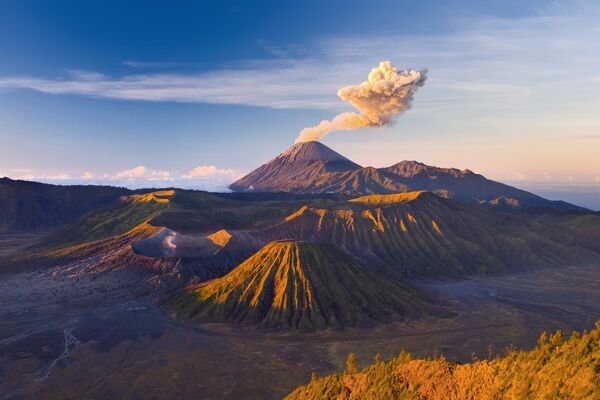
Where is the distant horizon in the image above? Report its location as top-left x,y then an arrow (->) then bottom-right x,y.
1,0 -> 599,195
3,149 -> 599,211
5,177 -> 599,211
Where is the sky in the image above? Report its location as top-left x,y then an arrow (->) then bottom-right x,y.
0,0 -> 599,208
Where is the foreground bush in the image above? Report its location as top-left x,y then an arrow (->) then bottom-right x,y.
285,323 -> 600,399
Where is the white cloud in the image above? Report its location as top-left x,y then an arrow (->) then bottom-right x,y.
7,169 -> 72,181
183,165 -> 238,178
114,165 -> 171,181
122,60 -> 187,69
595,176 -> 600,182
0,64 -> 341,110
0,3 -> 597,115
5,164 -> 243,192
114,165 -> 149,179
45,174 -> 72,180
179,165 -> 243,191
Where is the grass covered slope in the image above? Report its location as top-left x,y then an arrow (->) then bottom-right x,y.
286,323 -> 600,400
173,241 -> 432,330
32,190 -> 174,251
349,191 -> 427,206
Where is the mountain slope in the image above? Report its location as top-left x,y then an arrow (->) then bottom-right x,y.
137,191 -> 600,280
285,322 -> 600,400
252,192 -> 600,278
230,141 -> 584,210
0,177 -> 132,232
31,190 -> 174,251
381,160 -> 582,210
172,241 -> 432,330
230,141 -> 408,195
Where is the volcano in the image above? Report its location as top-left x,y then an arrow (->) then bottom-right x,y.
230,141 -> 585,211
172,240 -> 431,330
229,141 -> 408,195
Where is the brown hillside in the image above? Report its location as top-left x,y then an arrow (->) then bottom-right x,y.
254,192 -> 600,278
172,241 -> 432,330
285,322 -> 600,400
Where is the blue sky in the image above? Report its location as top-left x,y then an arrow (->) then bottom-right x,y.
0,0 -> 599,208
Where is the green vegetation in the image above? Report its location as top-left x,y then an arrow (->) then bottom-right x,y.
150,191 -> 311,233
172,241 -> 433,330
529,209 -> 600,233
24,190 -> 304,253
31,193 -> 170,251
260,192 -> 600,278
9,186 -> 600,285
285,323 -> 600,399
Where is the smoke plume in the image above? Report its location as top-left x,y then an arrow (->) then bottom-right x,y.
296,61 -> 426,143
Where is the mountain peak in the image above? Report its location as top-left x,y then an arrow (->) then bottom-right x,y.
173,240 -> 429,330
277,141 -> 359,165
229,141 -> 364,193
386,160 -> 471,178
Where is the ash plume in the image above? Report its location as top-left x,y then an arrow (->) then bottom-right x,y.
296,61 -> 426,143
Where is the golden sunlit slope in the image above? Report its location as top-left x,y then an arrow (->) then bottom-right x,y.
349,191 -> 427,206
30,190 -> 174,252
172,241 -> 433,330
6,219 -> 184,292
123,189 -> 175,204
285,322 -> 600,400
255,191 -> 600,278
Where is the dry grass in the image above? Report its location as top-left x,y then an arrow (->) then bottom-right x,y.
349,191 -> 428,206
286,323 -> 600,399
172,241 -> 431,330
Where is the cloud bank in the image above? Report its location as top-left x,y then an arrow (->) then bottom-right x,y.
115,165 -> 171,180
3,165 -> 242,192
295,61 -> 426,142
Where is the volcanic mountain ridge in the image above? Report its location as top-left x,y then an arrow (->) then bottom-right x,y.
230,141 -> 584,211
135,191 -> 600,280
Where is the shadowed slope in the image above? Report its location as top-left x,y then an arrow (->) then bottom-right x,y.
256,192 -> 600,278
285,322 -> 600,400
0,177 -> 131,232
31,190 -> 173,252
173,241 -> 431,330
381,160 -> 584,210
